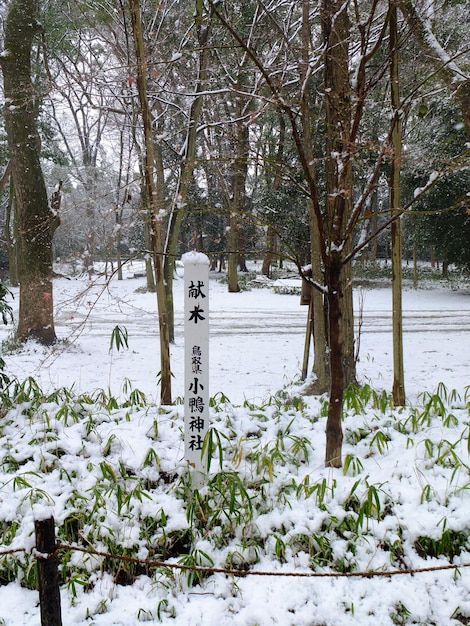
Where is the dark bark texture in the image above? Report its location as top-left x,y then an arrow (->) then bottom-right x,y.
1,0 -> 60,344
321,0 -> 352,467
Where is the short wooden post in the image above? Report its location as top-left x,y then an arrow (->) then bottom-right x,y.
301,299 -> 314,380
300,272 -> 314,381
35,517 -> 62,626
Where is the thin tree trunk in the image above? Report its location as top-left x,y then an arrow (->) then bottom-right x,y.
341,257 -> 356,387
129,0 -> 172,405
369,186 -> 379,262
164,0 -> 213,341
115,127 -> 126,282
413,240 -> 418,288
136,162 -> 156,292
325,255 -> 344,467
227,216 -> 240,292
228,89 -> 250,293
262,115 -> 285,278
300,0 -> 329,394
261,226 -> 276,278
442,256 -> 449,279
309,206 -> 330,393
390,2 -> 406,406
143,215 -> 156,291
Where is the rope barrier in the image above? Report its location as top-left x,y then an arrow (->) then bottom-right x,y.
0,547 -> 26,556
33,543 -> 470,579
2,542 -> 469,579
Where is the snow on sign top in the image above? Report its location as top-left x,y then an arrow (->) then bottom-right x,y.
182,251 -> 210,266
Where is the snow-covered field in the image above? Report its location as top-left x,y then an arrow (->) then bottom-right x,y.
3,261 -> 470,404
0,262 -> 469,625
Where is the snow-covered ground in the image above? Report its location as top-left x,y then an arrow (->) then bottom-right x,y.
0,262 -> 469,626
2,261 -> 470,405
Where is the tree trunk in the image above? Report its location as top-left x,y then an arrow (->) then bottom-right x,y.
321,0 -> 352,466
300,0 -> 329,394
143,214 -> 156,291
228,89 -> 249,293
325,255 -> 344,468
341,257 -> 356,387
262,115 -> 285,279
164,0 -> 213,340
307,203 -> 330,394
137,167 -> 156,292
322,0 -> 355,395
0,0 -> 60,345
129,0 -> 172,405
369,187 -> 379,262
261,226 -> 276,278
390,3 -> 406,406
442,256 -> 449,279
413,240 -> 418,289
227,209 -> 240,292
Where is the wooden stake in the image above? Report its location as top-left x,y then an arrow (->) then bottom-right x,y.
301,300 -> 314,381
35,517 -> 62,626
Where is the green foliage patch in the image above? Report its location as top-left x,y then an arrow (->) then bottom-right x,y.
0,380 -> 469,622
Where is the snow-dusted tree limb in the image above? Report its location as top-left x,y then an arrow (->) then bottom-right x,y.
398,0 -> 470,135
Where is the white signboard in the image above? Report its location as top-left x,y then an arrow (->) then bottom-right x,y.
182,252 -> 210,473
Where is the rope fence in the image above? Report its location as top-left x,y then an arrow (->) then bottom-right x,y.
1,518 -> 469,626
1,535 -> 469,579
0,547 -> 26,557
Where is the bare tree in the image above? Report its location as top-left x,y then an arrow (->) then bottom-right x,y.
208,0 -> 399,467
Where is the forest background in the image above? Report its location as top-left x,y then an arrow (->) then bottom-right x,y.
0,0 -> 469,464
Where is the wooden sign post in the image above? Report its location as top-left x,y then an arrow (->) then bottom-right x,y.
183,252 -> 210,476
